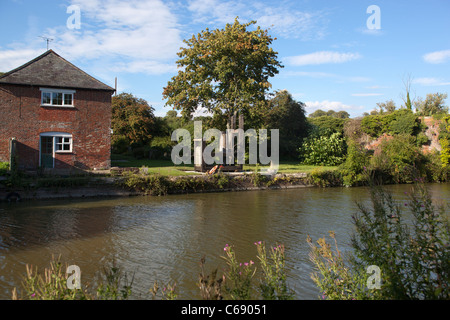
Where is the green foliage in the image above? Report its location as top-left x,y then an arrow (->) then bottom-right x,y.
13,256 -> 136,300
96,260 -> 134,300
220,242 -> 293,300
423,151 -> 449,182
352,183 -> 450,299
307,232 -> 376,300
255,241 -> 294,300
111,93 -> 155,150
307,116 -> 345,136
222,244 -> 256,299
0,162 -> 9,175
149,136 -> 175,160
439,115 -> 450,167
389,111 -> 421,135
13,255 -> 91,300
163,17 -> 283,119
414,92 -> 448,116
308,182 -> 450,300
415,132 -> 429,147
361,109 -> 421,138
299,132 -> 347,166
308,109 -> 350,119
122,173 -> 170,196
265,90 -> 309,159
368,135 -> 425,184
306,168 -> 343,187
339,140 -> 370,186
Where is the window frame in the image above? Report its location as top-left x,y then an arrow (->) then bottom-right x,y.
40,132 -> 73,155
40,88 -> 75,107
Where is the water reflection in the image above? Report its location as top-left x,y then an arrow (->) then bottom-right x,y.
0,183 -> 448,299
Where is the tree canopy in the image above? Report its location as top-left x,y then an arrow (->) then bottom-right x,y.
111,92 -> 155,150
265,90 -> 309,158
163,17 -> 283,120
414,92 -> 448,116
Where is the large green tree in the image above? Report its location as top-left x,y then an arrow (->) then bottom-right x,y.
414,92 -> 448,116
111,93 -> 155,150
162,17 -> 283,122
265,90 -> 309,158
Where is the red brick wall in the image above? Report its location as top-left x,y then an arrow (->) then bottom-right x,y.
0,84 -> 112,171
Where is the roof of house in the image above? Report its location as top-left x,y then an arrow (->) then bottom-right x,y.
0,50 -> 115,92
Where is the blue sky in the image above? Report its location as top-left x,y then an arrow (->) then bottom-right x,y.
1,0 -> 449,117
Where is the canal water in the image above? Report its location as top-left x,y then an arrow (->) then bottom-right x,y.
0,183 -> 448,299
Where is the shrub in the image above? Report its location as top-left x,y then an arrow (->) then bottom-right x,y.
361,109 -> 421,138
111,135 -> 130,154
439,115 -> 450,167
149,136 -> 175,159
308,181 -> 450,300
307,116 -> 345,135
222,243 -> 256,300
12,255 -> 91,300
306,168 -> 342,187
255,241 -> 294,300
299,132 -> 347,166
122,173 -> 170,196
389,110 -> 421,135
0,162 -> 9,175
370,134 -> 427,183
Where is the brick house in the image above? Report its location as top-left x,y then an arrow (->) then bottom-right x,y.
0,50 -> 115,172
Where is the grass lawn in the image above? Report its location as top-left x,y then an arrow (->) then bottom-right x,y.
111,154 -> 197,176
111,154 -> 337,176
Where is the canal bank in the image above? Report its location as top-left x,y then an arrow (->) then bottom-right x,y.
0,172 -> 315,201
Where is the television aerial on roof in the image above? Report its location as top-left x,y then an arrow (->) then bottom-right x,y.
39,36 -> 54,50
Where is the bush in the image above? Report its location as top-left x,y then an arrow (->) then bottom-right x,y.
389,110 -> 421,136
339,140 -> 370,186
299,132 -> 347,166
306,168 -> 342,187
361,109 -> 421,138
149,136 -> 175,159
111,135 -> 130,154
308,181 -> 450,300
308,116 -> 345,134
0,162 -> 9,175
370,134 -> 426,183
439,115 -> 450,167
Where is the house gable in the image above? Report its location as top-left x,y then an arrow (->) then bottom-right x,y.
0,50 -> 113,172
0,50 -> 115,92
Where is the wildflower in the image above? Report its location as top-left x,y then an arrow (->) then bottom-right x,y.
250,260 -> 254,265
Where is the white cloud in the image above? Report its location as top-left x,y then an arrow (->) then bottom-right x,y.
413,77 -> 450,86
305,100 -> 365,115
186,0 -> 328,40
0,48 -> 44,72
423,49 -> 450,64
281,70 -> 371,83
1,0 -> 183,76
285,51 -> 361,66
